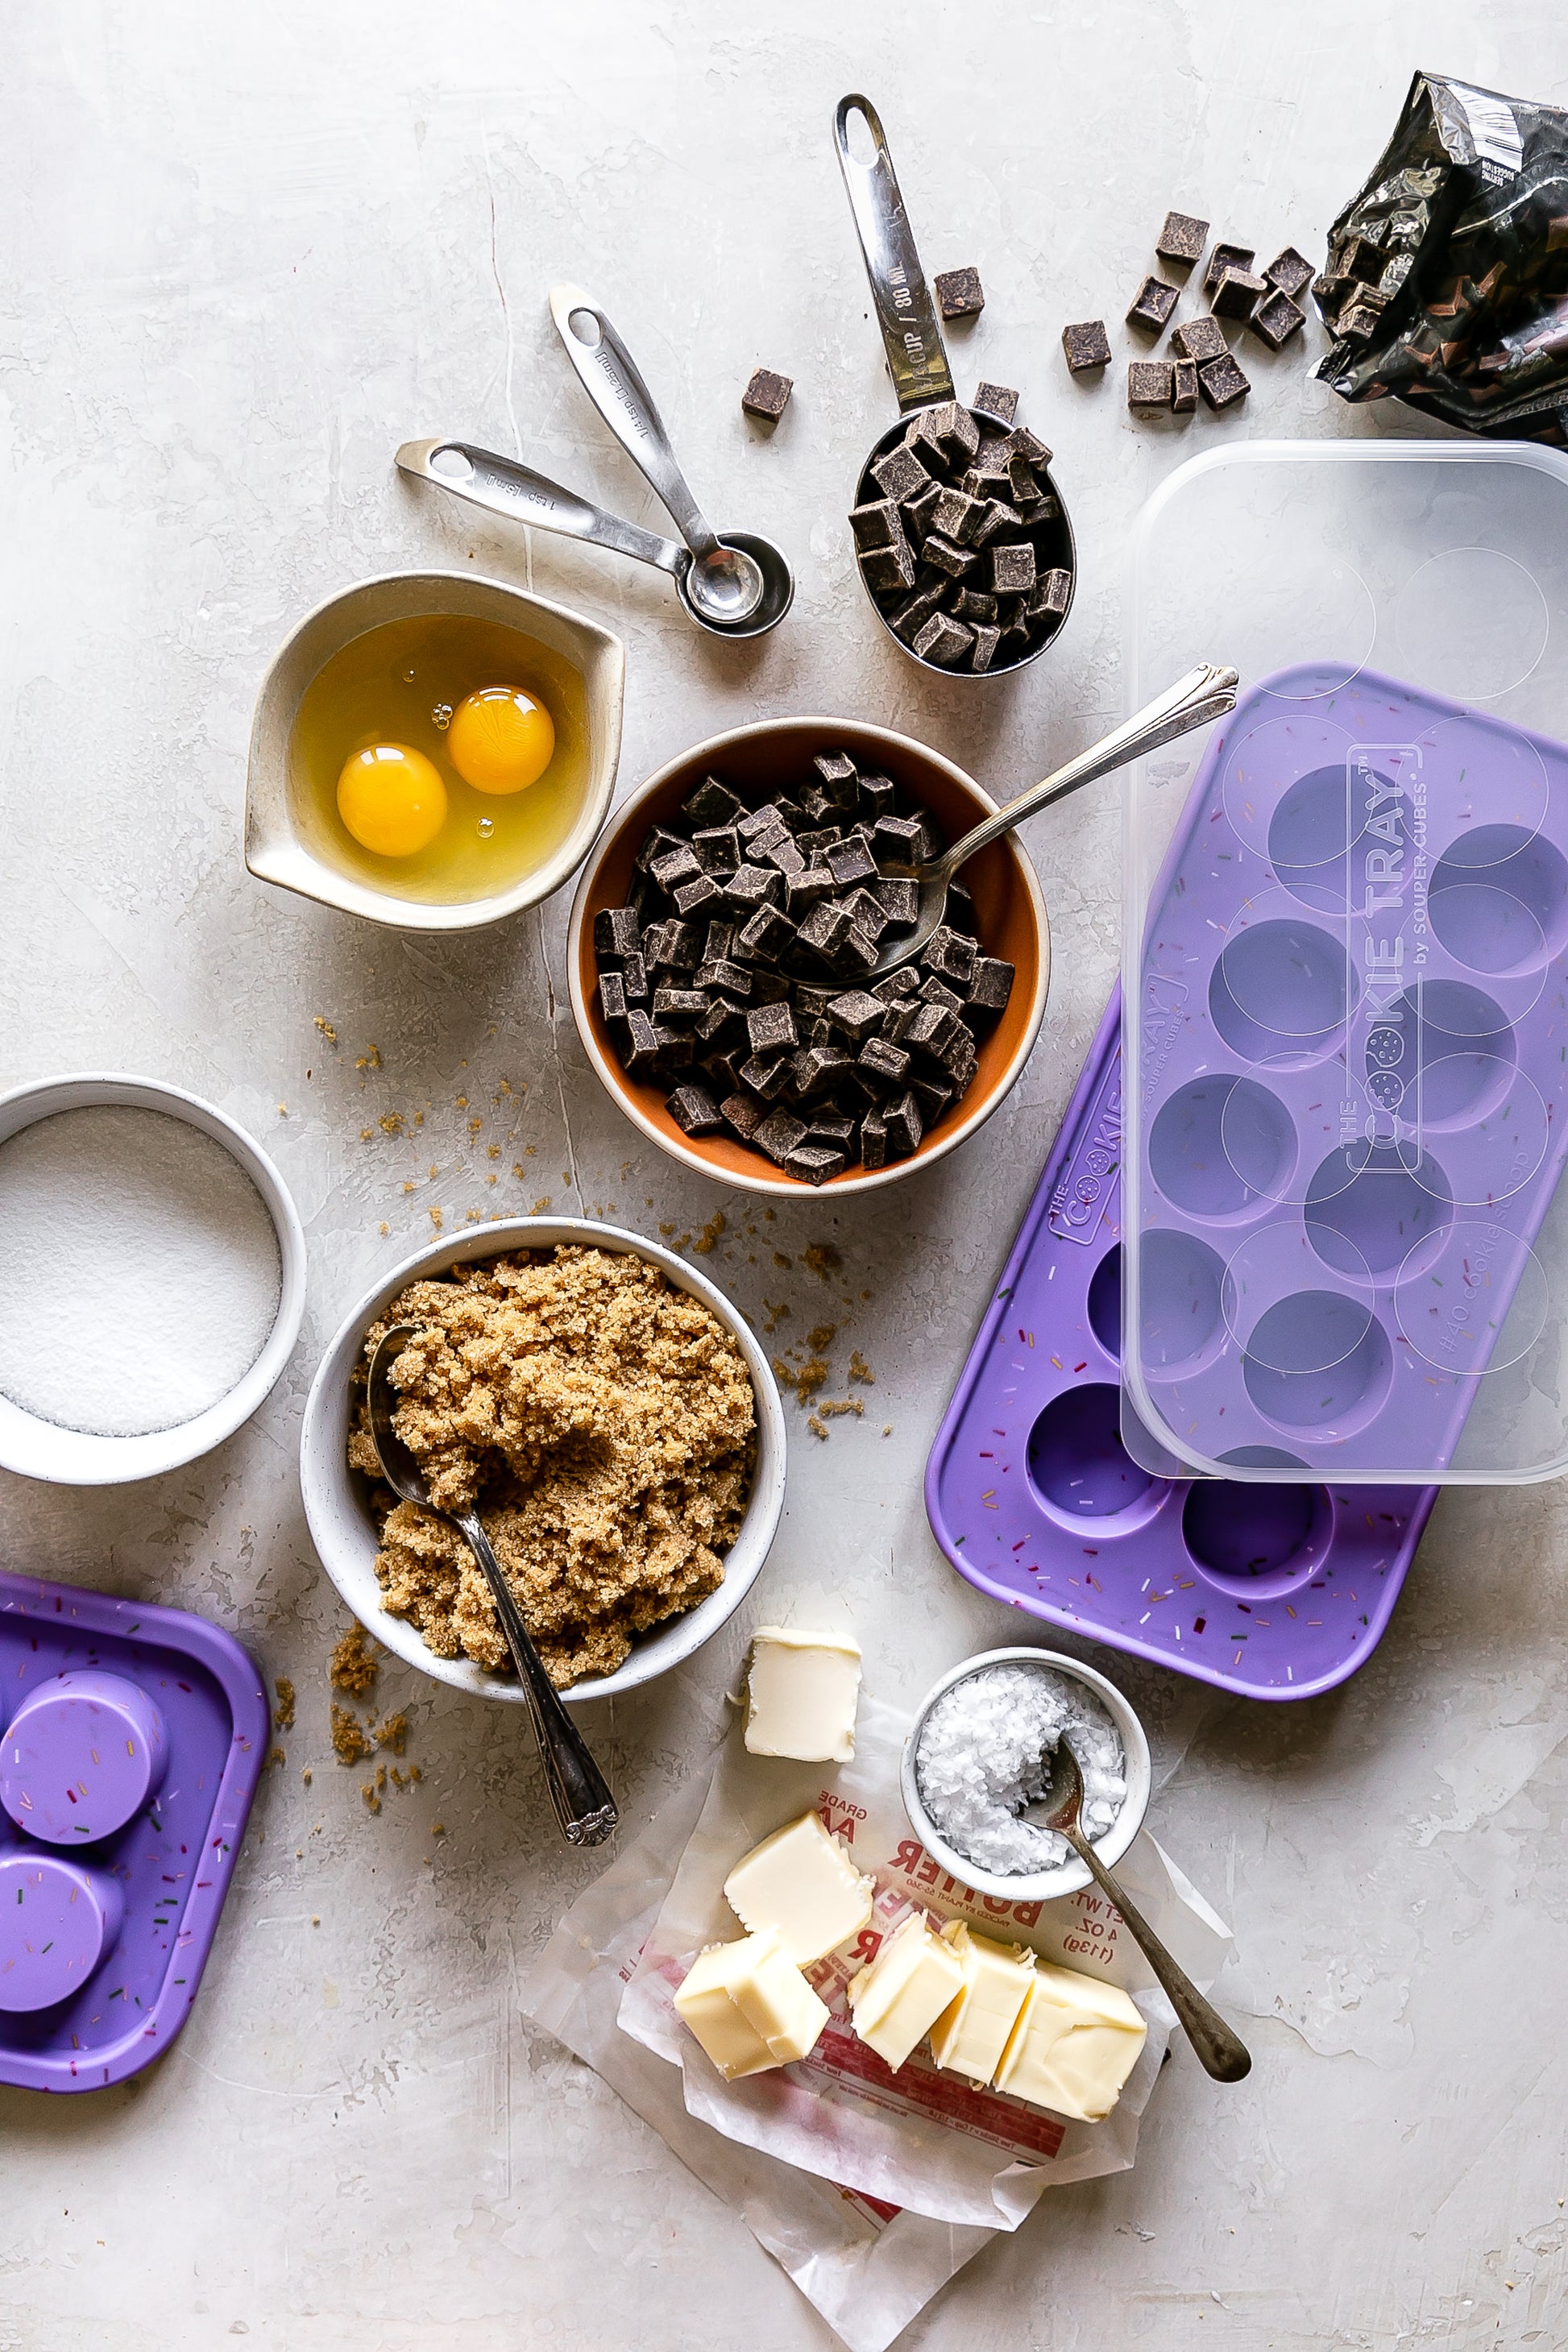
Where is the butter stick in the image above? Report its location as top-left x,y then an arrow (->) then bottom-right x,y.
674,1928 -> 829,2079
847,1911 -> 966,2072
724,1810 -> 873,1965
744,1627 -> 862,1761
927,1921 -> 1037,2085
993,1958 -> 1147,2122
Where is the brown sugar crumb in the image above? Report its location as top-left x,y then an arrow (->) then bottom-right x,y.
380,1113 -> 404,1136
302,1767 -> 313,1785
313,1016 -> 338,1046
272,1677 -> 297,1731
693,1211 -> 726,1255
361,1782 -> 381,1814
761,1299 -> 790,1333
331,1705 -> 372,1765
807,1413 -> 828,1440
346,1245 -> 757,1690
355,1046 -> 383,1072
882,1424 -> 893,1437
808,1322 -> 836,1352
848,1352 -> 875,1385
772,1251 -> 792,1270
330,1625 -> 380,1695
372,1711 -> 409,1755
803,1242 -> 841,1280
820,1398 -> 864,1419
774,1353 -> 829,1408
265,1745 -> 286,1769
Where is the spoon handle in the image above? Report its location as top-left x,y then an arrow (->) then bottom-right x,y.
457,1510 -> 618,1848
394,438 -> 685,576
935,663 -> 1240,881
833,95 -> 955,415
1070,1831 -> 1251,2083
549,284 -> 719,559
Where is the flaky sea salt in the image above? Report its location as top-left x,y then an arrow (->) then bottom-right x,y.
0,1105 -> 281,1437
914,1661 -> 1126,1875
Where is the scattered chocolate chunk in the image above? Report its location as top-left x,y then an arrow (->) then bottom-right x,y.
1249,287 -> 1306,350
753,1107 -> 807,1165
970,623 -> 1002,672
952,586 -> 998,624
990,541 -> 1037,594
1197,351 -> 1250,409
1062,319 -> 1113,372
1127,360 -> 1173,409
858,541 -> 915,594
921,531 -> 977,579
972,381 -> 1018,425
667,1084 -> 723,1135
1171,314 -> 1227,364
1031,568 -> 1072,616
785,1142 -> 847,1185
967,956 -> 1016,1017
882,1093 -> 924,1158
848,500 -> 906,551
1155,209 -> 1209,268
594,906 -> 640,960
746,1000 -> 798,1055
1336,301 -> 1386,342
674,873 -> 722,918
869,442 -> 932,504
1126,274 -> 1180,333
1340,234 -> 1384,285
1210,268 -> 1268,320
682,776 -> 744,828
1263,246 -> 1313,300
1172,357 -> 1199,413
1204,242 -> 1256,292
598,970 -> 628,1025
934,266 -> 985,318
720,1092 -> 764,1141
741,367 -> 793,421
911,612 -> 975,667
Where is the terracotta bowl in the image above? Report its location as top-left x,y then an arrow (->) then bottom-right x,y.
566,717 -> 1050,1196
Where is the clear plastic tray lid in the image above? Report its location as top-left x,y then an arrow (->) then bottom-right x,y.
1122,440 -> 1568,1484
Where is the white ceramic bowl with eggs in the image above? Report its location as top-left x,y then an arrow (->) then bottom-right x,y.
900,1645 -> 1152,1904
0,1073 -> 307,1486
299,1216 -> 786,1708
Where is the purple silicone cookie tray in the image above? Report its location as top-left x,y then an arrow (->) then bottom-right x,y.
0,1570 -> 268,2092
1126,662 -> 1568,1481
926,983 -> 1439,1699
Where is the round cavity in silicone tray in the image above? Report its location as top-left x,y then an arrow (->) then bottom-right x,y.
0,1671 -> 168,1847
1241,1292 -> 1393,1433
1414,716 -> 1549,850
1025,1383 -> 1168,1529
1265,762 -> 1374,915
1181,1475 -> 1333,1599
1305,1142 -> 1453,1280
0,1850 -> 123,2013
1149,1075 -> 1296,1221
1366,981 -> 1516,1128
1427,824 -> 1568,977
1393,547 -> 1549,705
1139,1230 -> 1228,1375
1209,915 -> 1356,1064
1393,1217 -> 1553,1379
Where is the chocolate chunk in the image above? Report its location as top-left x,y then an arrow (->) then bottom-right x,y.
1155,209 -> 1209,268
784,865 -> 836,918
919,974 -> 964,1013
859,541 -> 915,595
908,1075 -> 953,1125
1210,268 -> 1267,320
598,970 -> 629,1026
902,481 -> 943,540
951,587 -> 998,624
870,442 -> 932,504
784,1143 -> 846,1186
840,886 -> 890,942
652,985 -> 708,1021
753,1107 -> 807,1165
666,1083 -> 723,1135
737,802 -> 786,842
827,989 -> 885,1043
682,776 -> 745,828
791,1043 -> 853,1097
725,863 -> 782,915
594,906 -> 640,961
646,918 -> 703,972
1203,242 -> 1256,292
635,823 -> 685,874
1197,351 -> 1250,409
736,904 -> 795,963
649,842 -> 702,892
923,925 -> 978,984
746,1000 -> 798,1055
795,899 -> 852,960
1249,288 -> 1305,350
920,533 -> 977,579
692,825 -> 741,877
872,814 -> 924,865
1126,274 -> 1180,333
695,995 -> 745,1044
803,1109 -> 856,1147
701,1047 -> 744,1099
1340,234 -> 1384,286
931,485 -> 982,543
1312,271 -> 1355,321
1172,358 -> 1199,413
720,1093 -> 764,1141
1263,245 -> 1313,299
972,381 -> 1019,425
931,401 -> 981,466
1171,314 -> 1227,364
1062,319 -> 1113,372
887,582 -> 947,645
673,873 -> 723,918
871,875 -> 919,927
911,612 -> 974,667
1127,361 -> 1173,409
623,1009 -> 662,1076
812,750 -> 860,806
966,956 -> 1015,1017
741,367 -> 793,421
859,1113 -> 889,1170
874,966 -> 921,1002
970,623 -> 1002,673
758,832 -> 806,879
826,836 -> 877,890
621,949 -> 649,1004
859,773 -> 897,822
934,266 -> 985,318
882,1092 -> 924,1158
1337,301 -> 1385,342
848,500 -> 906,552
751,969 -> 792,1005
990,541 -> 1037,594
860,1036 -> 911,1086
739,1051 -> 792,1100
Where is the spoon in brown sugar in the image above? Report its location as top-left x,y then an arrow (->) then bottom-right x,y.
367,1324 -> 617,1848
1023,1738 -> 1251,2083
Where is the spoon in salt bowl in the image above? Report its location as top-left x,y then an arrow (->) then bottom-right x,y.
367,1325 -> 617,1848
868,662 -> 1239,977
1023,1739 -> 1251,2083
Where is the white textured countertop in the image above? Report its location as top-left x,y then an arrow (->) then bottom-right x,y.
3,5 -> 1566,2345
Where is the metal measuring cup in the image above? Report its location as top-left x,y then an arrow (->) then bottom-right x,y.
834,94 -> 1076,679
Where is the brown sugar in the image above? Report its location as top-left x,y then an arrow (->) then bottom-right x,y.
331,1704 -> 372,1765
272,1676 -> 296,1731
330,1624 -> 379,1695
346,1245 -> 757,1689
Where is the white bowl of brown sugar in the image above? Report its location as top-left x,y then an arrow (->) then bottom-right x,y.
300,1217 -> 786,1707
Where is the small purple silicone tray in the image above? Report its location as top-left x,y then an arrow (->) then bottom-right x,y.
925,985 -> 1439,1699
0,1570 -> 268,2092
1126,662 -> 1568,1479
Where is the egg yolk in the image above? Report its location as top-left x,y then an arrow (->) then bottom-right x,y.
446,684 -> 555,795
336,743 -> 448,857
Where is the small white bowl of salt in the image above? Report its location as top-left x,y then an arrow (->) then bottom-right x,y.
902,1647 -> 1152,1903
0,1075 -> 305,1485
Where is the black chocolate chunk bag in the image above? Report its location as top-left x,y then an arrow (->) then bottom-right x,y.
1314,69 -> 1568,442
593,753 -> 1015,1184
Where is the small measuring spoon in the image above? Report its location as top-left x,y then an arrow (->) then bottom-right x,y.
550,284 -> 770,628
395,438 -> 793,641
869,663 -> 1239,976
1023,1737 -> 1251,2084
367,1324 -> 617,1848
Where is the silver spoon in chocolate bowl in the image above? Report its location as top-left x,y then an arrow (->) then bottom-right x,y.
367,1324 -> 617,1848
1023,1739 -> 1251,2084
869,661 -> 1240,977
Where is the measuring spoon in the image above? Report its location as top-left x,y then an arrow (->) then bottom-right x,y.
395,438 -> 793,641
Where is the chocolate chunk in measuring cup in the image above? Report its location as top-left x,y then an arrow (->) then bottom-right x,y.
0,1670 -> 168,1845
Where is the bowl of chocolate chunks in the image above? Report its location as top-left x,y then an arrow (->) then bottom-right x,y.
568,718 -> 1049,1194
849,383 -> 1076,678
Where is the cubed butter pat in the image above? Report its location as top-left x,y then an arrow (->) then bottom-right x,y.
724,1809 -> 874,1964
674,1929 -> 829,2078
927,1921 -> 1038,2084
847,1911 -> 967,2072
993,1958 -> 1147,2122
745,1626 -> 863,1761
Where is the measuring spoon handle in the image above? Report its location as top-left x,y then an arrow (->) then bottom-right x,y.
395,438 -> 686,577
456,1508 -> 618,1848
833,94 -> 955,415
549,284 -> 720,559
1070,1829 -> 1251,2083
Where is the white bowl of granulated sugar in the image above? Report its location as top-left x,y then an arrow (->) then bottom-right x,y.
0,1074 -> 306,1484
901,1646 -> 1152,1903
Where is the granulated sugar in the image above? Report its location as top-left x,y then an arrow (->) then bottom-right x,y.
0,1105 -> 281,1437
914,1661 -> 1126,1875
